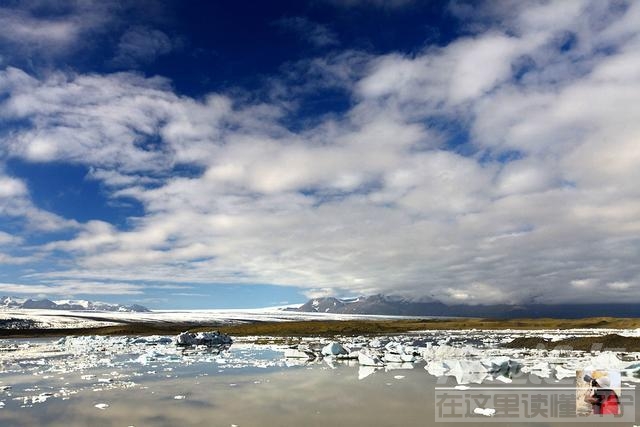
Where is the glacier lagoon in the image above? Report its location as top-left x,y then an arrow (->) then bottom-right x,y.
0,331 -> 639,426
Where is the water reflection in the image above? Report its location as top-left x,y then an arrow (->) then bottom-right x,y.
1,357 -> 633,426
1,336 -> 638,426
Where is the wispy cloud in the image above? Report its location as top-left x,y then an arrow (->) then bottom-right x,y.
0,281 -> 144,295
111,26 -> 175,68
0,0 -> 116,61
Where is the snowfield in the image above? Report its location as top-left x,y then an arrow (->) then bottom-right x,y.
0,306 -> 432,329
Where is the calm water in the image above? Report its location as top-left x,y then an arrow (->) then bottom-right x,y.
0,341 -> 636,426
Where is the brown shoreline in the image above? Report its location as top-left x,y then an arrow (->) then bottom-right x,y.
1,317 -> 640,339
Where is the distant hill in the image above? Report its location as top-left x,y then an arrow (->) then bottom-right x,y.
295,294 -> 640,319
0,296 -> 150,313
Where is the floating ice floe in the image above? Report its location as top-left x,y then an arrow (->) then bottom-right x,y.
131,336 -> 173,345
383,352 -> 416,363
521,361 -> 552,378
321,342 -> 348,357
358,350 -> 384,367
2,326 -> 640,407
28,393 -> 53,404
385,362 -> 414,371
425,361 -> 448,377
175,331 -> 232,347
554,365 -> 575,380
424,357 -> 520,384
284,347 -> 316,359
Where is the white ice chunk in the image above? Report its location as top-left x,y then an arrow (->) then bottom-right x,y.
358,351 -> 384,367
368,339 -> 383,348
385,362 -> 414,371
383,353 -> 403,363
554,365 -> 575,380
425,361 -> 448,377
321,342 -> 348,357
284,348 -> 315,359
473,407 -> 496,417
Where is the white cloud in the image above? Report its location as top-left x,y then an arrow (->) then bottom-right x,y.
0,231 -> 19,245
0,254 -> 29,264
1,1 -> 640,305
0,167 -> 76,232
571,279 -> 596,289
447,34 -> 524,103
607,281 -> 632,291
0,176 -> 27,197
496,159 -> 556,196
0,231 -> 30,264
0,9 -> 80,46
356,32 -> 534,109
0,1 -> 116,60
0,281 -> 144,295
0,67 -> 205,173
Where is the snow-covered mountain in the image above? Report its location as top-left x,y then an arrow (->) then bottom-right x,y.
0,296 -> 150,312
296,294 -> 640,319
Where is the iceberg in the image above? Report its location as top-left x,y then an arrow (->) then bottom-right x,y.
175,331 -> 232,347
321,342 -> 348,357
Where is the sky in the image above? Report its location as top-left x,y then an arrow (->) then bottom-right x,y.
0,0 -> 639,309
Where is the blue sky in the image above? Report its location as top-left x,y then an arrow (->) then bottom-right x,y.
0,0 -> 639,309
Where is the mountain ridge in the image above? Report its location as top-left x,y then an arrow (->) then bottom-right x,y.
295,295 -> 640,319
0,296 -> 150,313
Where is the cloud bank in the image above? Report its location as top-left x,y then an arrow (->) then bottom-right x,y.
1,1 -> 639,304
